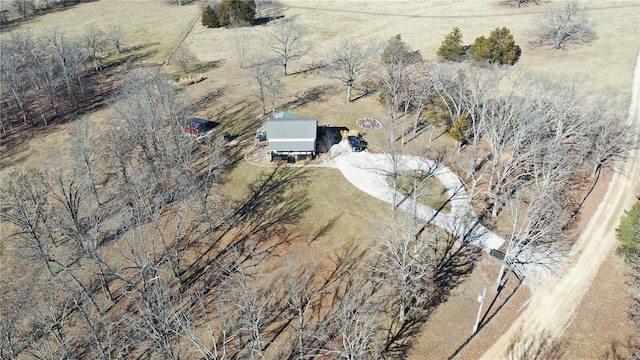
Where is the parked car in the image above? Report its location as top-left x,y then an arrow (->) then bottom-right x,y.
348,136 -> 367,152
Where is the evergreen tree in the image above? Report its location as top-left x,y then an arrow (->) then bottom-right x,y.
437,27 -> 466,62
202,5 -> 220,28
468,27 -> 520,65
468,36 -> 491,63
487,27 -> 521,65
218,0 -> 256,27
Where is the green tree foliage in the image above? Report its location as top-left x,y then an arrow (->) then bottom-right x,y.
469,27 -> 521,65
617,201 -> 640,265
202,5 -> 220,28
487,27 -> 521,65
218,0 -> 256,27
468,36 -> 491,63
202,1 -> 256,28
448,114 -> 469,142
437,27 -> 466,62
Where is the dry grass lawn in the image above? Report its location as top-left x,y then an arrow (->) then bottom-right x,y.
1,0 -> 639,358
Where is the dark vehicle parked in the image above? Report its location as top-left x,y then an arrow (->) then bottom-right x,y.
348,136 -> 367,152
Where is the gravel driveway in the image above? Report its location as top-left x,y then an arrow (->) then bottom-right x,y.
330,142 -> 504,250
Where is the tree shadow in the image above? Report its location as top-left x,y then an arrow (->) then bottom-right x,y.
190,59 -> 224,74
179,167 -> 312,293
289,61 -> 329,76
504,329 -> 566,360
252,14 -> 285,26
316,125 -> 348,154
284,85 -> 334,110
383,228 -> 480,358
447,272 -> 524,359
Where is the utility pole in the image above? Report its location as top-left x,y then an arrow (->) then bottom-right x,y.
473,287 -> 487,334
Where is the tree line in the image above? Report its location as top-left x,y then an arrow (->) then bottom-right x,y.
0,25 -> 126,133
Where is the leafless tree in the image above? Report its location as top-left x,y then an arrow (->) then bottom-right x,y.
325,275 -> 383,360
409,63 -> 433,136
497,185 -> 569,285
0,171 -> 57,276
224,261 -> 279,360
44,28 -> 86,107
179,290 -> 240,359
0,43 -> 29,125
105,24 -> 125,53
230,22 -> 251,69
264,62 -> 283,116
372,213 -> 435,324
327,38 -> 373,102
84,26 -> 107,71
269,18 -> 307,75
71,116 -> 102,205
254,0 -> 281,19
12,0 -> 34,18
251,59 -> 280,115
584,94 -> 636,178
173,43 -> 196,74
113,68 -> 187,169
26,282 -> 75,359
12,31 -> 62,123
0,274 -> 34,359
530,1 -> 596,49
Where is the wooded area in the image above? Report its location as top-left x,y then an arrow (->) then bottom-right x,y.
1,0 -> 638,358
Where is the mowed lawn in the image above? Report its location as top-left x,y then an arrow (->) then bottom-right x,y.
1,0 -> 639,358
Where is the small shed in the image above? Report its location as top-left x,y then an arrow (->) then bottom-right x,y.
267,114 -> 318,159
183,118 -> 216,136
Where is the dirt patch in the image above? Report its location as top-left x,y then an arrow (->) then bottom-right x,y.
559,252 -> 637,359
409,254 -> 529,359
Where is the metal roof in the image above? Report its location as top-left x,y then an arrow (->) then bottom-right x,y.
267,117 -> 317,153
274,111 -> 295,119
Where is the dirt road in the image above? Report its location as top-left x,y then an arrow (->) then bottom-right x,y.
480,52 -> 640,359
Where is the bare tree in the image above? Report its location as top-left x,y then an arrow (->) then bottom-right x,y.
231,22 -> 251,69
173,43 -> 196,74
0,42 -> 29,125
530,1 -> 596,49
325,276 -> 383,360
251,60 -> 280,115
327,38 -> 373,102
0,171 -> 57,277
83,26 -> 107,71
105,24 -> 125,54
269,18 -> 307,75
12,0 -> 34,18
372,213 -> 435,323
254,0 -> 281,19
584,95 -> 636,178
498,187 -> 569,285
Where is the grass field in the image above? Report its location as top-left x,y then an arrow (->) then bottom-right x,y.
1,0 -> 639,358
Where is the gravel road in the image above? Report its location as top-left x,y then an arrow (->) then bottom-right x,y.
480,51 -> 640,359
